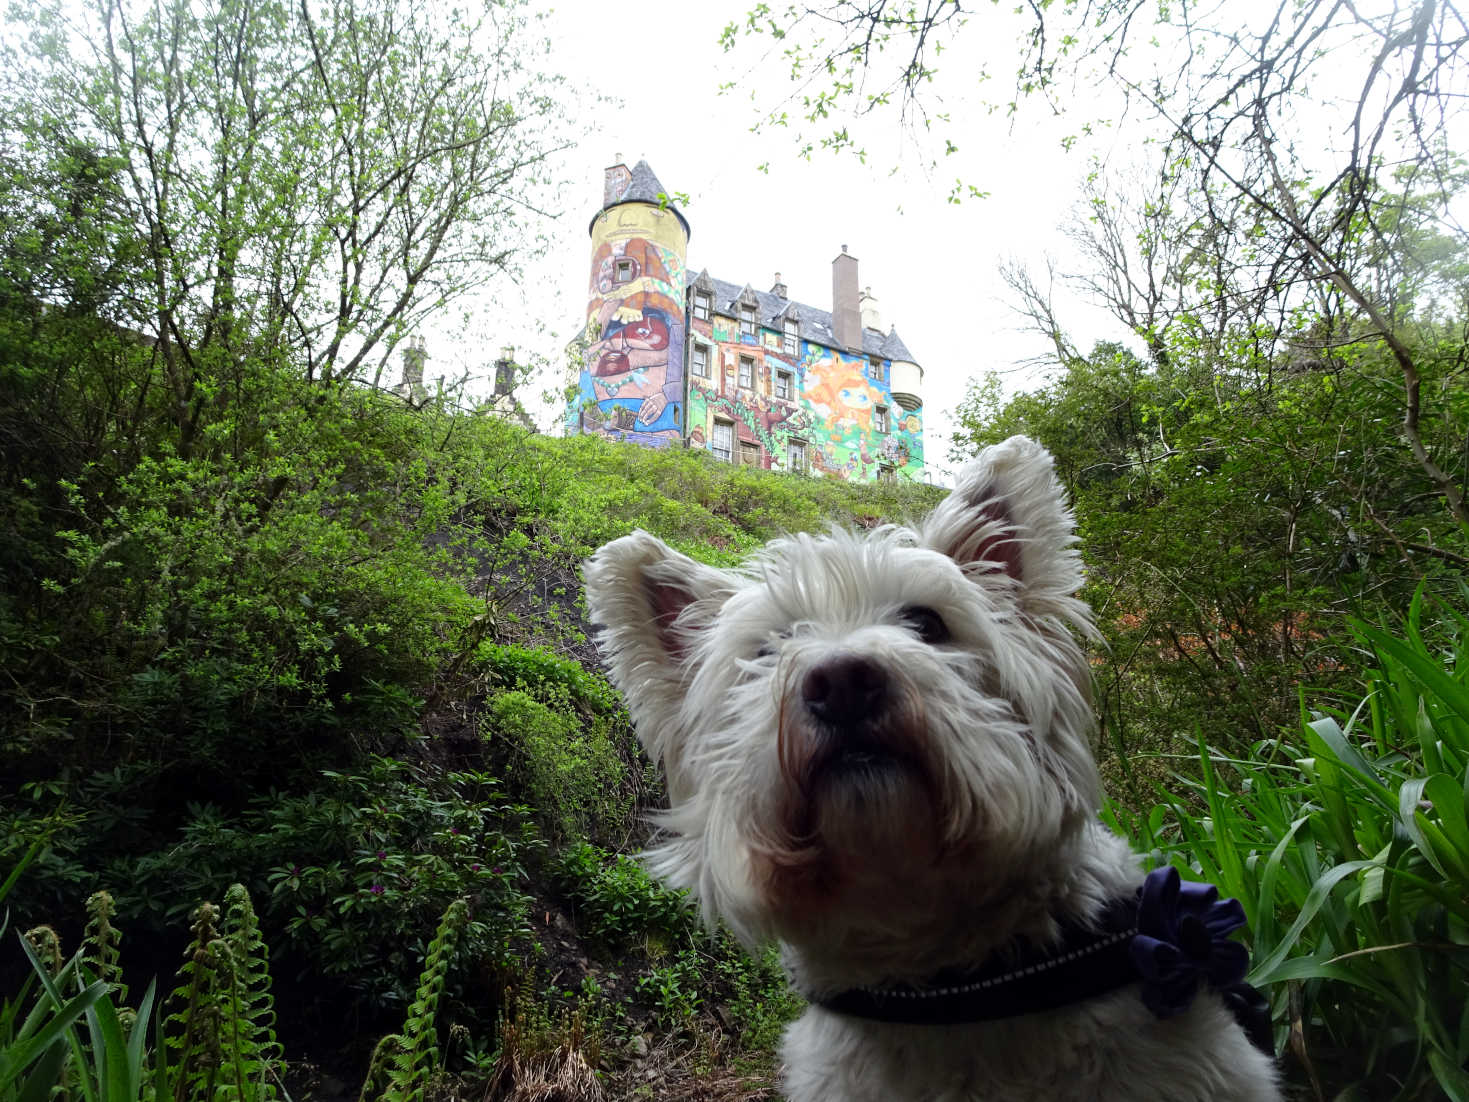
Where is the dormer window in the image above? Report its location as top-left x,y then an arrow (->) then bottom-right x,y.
740,303 -> 757,338
693,290 -> 711,321
783,318 -> 799,355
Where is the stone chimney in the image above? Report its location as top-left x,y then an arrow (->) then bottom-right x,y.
603,158 -> 631,207
771,272 -> 788,299
859,285 -> 882,332
401,335 -> 427,398
493,345 -> 516,396
832,246 -> 861,352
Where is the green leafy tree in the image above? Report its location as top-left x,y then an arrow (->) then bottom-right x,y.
734,1 -> 1469,532
2,0 -> 570,414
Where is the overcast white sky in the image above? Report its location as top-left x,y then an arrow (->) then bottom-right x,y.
448,0 -> 1134,481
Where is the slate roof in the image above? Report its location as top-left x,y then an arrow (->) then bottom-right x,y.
687,271 -> 920,364
593,159 -> 691,238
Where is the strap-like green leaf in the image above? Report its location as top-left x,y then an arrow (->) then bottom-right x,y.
1250,859 -> 1377,983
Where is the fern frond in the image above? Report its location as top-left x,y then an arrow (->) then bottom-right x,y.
218,884 -> 283,1102
357,1033 -> 405,1102
377,898 -> 469,1102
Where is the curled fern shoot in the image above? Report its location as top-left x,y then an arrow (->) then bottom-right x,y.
167,902 -> 225,1102
23,924 -> 65,976
84,889 -> 127,1001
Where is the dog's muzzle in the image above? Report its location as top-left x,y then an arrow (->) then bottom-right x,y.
796,654 -> 927,786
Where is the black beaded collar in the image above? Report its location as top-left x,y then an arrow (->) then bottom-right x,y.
807,868 -> 1274,1056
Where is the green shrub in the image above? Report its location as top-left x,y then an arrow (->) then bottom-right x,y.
259,758 -> 539,1008
479,642 -> 621,714
483,692 -> 627,844
24,756 -> 539,1010
1111,598 -> 1469,1100
549,843 -> 697,945
477,643 -> 639,843
717,942 -> 805,1056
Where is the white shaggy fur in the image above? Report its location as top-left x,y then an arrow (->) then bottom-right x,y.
584,436 -> 1281,1102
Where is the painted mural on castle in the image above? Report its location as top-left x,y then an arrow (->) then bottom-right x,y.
685,317 -> 923,481
572,202 -> 687,446
570,160 -> 926,482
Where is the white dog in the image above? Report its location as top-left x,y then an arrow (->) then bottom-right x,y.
584,436 -> 1280,1101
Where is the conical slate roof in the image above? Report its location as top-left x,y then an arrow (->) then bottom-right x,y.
881,326 -> 916,363
592,159 -> 691,238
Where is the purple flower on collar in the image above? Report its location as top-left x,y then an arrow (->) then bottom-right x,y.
1130,865 -> 1250,1019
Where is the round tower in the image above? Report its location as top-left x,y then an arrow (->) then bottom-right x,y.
573,159 -> 691,445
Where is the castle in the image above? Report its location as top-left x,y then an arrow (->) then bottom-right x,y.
567,161 -> 925,482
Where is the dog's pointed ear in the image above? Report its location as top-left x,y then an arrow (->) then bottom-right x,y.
921,435 -> 1083,604
583,527 -> 735,705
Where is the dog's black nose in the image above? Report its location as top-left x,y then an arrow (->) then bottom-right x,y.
803,655 -> 887,727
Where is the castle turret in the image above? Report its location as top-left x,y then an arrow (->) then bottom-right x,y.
570,159 -> 690,444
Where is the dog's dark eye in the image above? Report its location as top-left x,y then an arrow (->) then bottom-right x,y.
902,605 -> 949,645
757,629 -> 790,659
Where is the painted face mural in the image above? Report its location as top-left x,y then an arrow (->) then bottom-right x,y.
594,309 -> 672,376
586,306 -> 683,430
578,232 -> 685,444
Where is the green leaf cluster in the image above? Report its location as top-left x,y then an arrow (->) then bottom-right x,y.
1113,601 -> 1469,1098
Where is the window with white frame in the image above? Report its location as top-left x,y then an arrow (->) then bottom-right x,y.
691,344 -> 709,378
739,303 -> 757,338
738,356 -> 755,390
693,291 -> 711,321
711,420 -> 733,462
874,405 -> 889,432
783,318 -> 799,355
787,440 -> 807,473
775,369 -> 793,400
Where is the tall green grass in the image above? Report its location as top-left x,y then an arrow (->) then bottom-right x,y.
1109,595 -> 1469,1100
